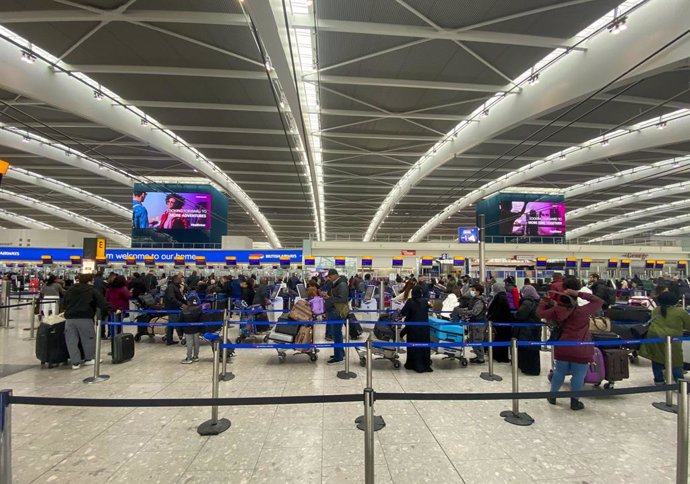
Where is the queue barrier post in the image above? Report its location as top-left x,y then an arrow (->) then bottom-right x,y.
23,294 -> 37,341
500,339 -> 534,426
197,337 -> 231,436
338,317 -> 357,380
219,311 -> 235,382
653,336 -> 678,414
0,389 -> 12,484
356,339 -> 385,431
363,384 -> 375,484
480,321 -> 503,382
677,379 -> 689,484
83,319 -> 109,384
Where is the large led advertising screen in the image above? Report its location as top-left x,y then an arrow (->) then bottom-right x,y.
498,200 -> 565,236
133,192 -> 211,230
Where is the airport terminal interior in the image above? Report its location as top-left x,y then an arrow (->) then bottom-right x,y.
0,0 -> 690,483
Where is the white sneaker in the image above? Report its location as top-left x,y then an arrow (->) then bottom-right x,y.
72,363 -> 81,370
83,359 -> 102,366
181,358 -> 194,364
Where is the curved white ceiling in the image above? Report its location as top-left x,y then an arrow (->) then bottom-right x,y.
0,29 -> 282,248
0,207 -> 55,230
588,212 -> 690,242
0,189 -> 130,245
365,0 -> 690,242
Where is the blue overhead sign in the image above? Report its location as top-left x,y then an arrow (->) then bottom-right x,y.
0,247 -> 302,263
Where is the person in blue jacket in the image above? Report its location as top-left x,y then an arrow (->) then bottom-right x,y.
132,192 -> 149,228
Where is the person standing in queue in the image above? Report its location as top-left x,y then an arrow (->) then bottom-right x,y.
64,273 -> 112,369
537,276 -> 603,411
513,284 -> 542,375
322,269 -> 349,364
164,273 -> 187,345
640,290 -> 690,384
400,286 -> 432,373
451,284 -> 488,364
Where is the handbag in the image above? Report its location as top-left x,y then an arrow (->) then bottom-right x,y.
589,316 -> 611,333
289,299 -> 313,322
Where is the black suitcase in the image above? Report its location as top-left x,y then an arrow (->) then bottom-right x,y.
349,321 -> 363,339
35,321 -> 69,368
605,306 -> 651,323
275,323 -> 300,336
111,333 -> 135,363
591,331 -> 623,349
602,348 -> 630,381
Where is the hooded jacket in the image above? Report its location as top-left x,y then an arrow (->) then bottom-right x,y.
64,283 -> 110,320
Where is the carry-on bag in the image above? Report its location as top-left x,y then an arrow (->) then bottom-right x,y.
35,318 -> 69,368
601,348 -> 629,381
584,347 -> 606,385
288,299 -> 312,322
111,333 -> 135,363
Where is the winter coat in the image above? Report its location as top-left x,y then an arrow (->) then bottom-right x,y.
537,291 -> 603,364
639,306 -> 690,366
106,286 -> 132,312
64,283 -> 110,320
487,292 -> 512,323
512,296 -> 542,340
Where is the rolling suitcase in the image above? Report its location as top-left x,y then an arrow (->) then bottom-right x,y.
35,320 -> 69,368
601,348 -> 629,381
584,347 -> 606,385
111,333 -> 135,363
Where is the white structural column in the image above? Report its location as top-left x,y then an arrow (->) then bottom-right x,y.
0,34 -> 281,248
0,207 -> 55,230
587,213 -> 690,242
5,166 -> 131,219
0,189 -> 130,245
364,0 -> 690,242
568,199 -> 690,240
0,126 -> 135,186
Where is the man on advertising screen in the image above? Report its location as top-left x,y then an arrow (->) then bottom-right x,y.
132,192 -> 149,229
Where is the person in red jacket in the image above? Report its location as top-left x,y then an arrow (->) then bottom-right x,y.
105,275 -> 132,337
537,276 -> 604,411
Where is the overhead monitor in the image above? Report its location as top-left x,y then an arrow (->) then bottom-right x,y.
458,227 -> 479,243
133,192 -> 211,230
335,257 -> 346,266
392,257 -> 403,267
565,258 -> 578,268
361,257 -> 373,267
608,259 -> 619,269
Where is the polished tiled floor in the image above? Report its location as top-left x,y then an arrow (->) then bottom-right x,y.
1,304 -> 686,483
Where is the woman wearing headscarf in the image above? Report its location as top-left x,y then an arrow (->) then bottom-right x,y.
400,286 -> 432,373
488,281 -> 513,363
512,284 -> 542,375
640,290 -> 690,384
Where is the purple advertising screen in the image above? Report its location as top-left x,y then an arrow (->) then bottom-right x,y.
499,201 -> 565,236
133,192 -> 211,230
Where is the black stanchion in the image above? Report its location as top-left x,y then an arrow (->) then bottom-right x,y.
338,317 -> 357,380
356,340 -> 385,431
219,312 -> 235,382
198,338 -> 231,436
653,336 -> 678,414
83,319 -> 109,384
0,389 -> 11,484
500,339 -> 534,426
480,321 -> 502,382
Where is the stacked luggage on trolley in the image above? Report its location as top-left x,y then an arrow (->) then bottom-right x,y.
235,301 -> 272,343
266,298 -> 318,362
429,316 -> 468,367
133,293 -> 168,342
356,311 -> 402,369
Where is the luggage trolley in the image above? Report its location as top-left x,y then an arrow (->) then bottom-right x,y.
133,294 -> 168,342
429,316 -> 468,367
355,313 -> 402,369
236,302 -> 273,343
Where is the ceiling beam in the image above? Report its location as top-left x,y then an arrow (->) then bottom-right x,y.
305,74 -> 504,93
68,65 -> 266,80
0,9 -> 247,25
292,16 -> 578,50
592,94 -> 690,111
